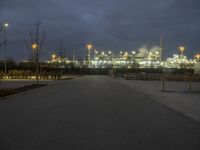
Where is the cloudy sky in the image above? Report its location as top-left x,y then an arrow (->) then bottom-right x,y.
0,0 -> 200,61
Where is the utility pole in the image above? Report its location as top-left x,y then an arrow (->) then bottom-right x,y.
3,23 -> 9,79
160,37 -> 163,62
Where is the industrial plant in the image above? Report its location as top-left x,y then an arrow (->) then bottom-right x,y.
48,44 -> 200,73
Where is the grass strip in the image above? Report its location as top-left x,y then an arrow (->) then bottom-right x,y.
0,84 -> 47,98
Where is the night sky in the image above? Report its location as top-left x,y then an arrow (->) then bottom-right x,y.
1,0 -> 200,61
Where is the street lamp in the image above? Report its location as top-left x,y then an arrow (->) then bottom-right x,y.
51,54 -> 57,60
86,44 -> 93,66
195,54 -> 200,61
4,23 -> 9,28
179,46 -> 185,56
132,51 -> 136,55
31,43 -> 39,84
86,44 -> 92,50
31,43 -> 38,61
32,43 -> 37,50
3,22 -> 9,79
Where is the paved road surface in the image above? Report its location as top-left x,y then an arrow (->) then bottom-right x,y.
0,76 -> 200,150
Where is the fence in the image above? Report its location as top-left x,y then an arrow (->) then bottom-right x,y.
161,75 -> 200,92
124,73 -> 200,92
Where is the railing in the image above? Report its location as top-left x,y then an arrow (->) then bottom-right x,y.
124,73 -> 200,92
124,73 -> 162,80
161,75 -> 200,92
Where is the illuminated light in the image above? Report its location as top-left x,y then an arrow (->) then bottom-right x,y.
179,46 -> 185,55
124,52 -> 128,56
108,51 -> 111,54
120,51 -> 123,54
51,54 -> 57,60
132,51 -> 136,54
32,43 -> 37,49
86,44 -> 93,50
195,54 -> 200,60
4,23 -> 9,28
156,51 -> 159,55
102,52 -> 105,55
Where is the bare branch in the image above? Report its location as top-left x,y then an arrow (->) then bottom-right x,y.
28,31 -> 35,44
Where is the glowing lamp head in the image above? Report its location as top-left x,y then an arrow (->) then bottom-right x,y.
86,44 -> 93,50
32,43 -> 37,49
179,46 -> 185,52
196,54 -> 200,60
4,23 -> 9,28
108,51 -> 111,54
51,54 -> 57,60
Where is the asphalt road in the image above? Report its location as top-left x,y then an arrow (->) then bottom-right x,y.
0,76 -> 200,150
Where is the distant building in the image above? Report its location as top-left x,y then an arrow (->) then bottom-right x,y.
46,47 -> 198,69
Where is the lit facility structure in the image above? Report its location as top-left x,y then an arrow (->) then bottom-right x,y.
90,50 -> 137,68
165,46 -> 197,69
194,54 -> 200,73
165,54 -> 195,69
89,47 -> 164,68
47,53 -> 79,68
87,46 -> 198,69
47,45 -> 199,69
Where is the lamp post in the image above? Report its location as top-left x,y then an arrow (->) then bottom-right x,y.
3,22 -> 9,79
86,44 -> 93,67
32,43 -> 39,84
196,54 -> 200,62
179,46 -> 185,56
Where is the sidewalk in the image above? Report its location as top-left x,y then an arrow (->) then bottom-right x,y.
119,79 -> 200,122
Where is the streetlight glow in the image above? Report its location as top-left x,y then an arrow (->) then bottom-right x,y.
4,23 -> 9,28
51,54 -> 57,60
32,43 -> 38,49
86,44 -> 93,50
179,46 -> 185,53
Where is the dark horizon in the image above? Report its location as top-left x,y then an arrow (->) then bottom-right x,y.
1,0 -> 200,61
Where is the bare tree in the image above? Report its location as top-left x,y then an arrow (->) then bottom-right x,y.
25,21 -> 46,85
